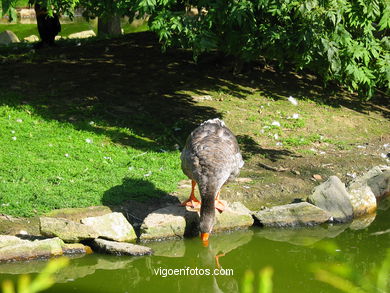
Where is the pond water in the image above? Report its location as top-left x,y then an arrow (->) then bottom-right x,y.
0,203 -> 389,293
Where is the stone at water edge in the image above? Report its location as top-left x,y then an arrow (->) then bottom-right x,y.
92,238 -> 153,256
81,212 -> 137,242
40,217 -> 99,242
44,206 -> 112,222
213,202 -> 254,232
62,243 -> 92,255
346,166 -> 390,217
253,202 -> 331,227
347,168 -> 380,217
0,235 -> 31,249
0,237 -> 63,262
139,205 -> 188,241
139,202 -> 254,241
307,176 -> 353,223
367,170 -> 390,199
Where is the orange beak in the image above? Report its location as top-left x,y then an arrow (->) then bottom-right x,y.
201,233 -> 209,246
201,232 -> 209,241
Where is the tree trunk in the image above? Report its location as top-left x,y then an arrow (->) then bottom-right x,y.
98,14 -> 121,37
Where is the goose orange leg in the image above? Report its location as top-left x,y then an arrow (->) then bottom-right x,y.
215,253 -> 225,269
215,191 -> 226,213
181,180 -> 201,209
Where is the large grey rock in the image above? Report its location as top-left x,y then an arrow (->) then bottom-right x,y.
0,30 -> 20,45
308,176 -> 353,223
68,30 -> 96,39
139,202 -> 254,241
81,212 -> 137,242
347,167 -> 381,217
92,238 -> 152,256
40,217 -> 99,242
253,202 -> 330,227
367,169 -> 390,199
0,237 -> 63,262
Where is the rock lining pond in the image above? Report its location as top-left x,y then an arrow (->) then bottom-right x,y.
0,165 -> 388,262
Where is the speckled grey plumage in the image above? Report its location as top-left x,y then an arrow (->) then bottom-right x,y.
181,119 -> 244,235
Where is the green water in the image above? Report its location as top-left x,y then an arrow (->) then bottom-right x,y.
0,208 -> 388,293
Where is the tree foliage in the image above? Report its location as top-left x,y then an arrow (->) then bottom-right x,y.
1,0 -> 389,98
148,0 -> 390,98
1,0 -> 79,18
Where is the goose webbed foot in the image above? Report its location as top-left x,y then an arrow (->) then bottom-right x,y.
214,191 -> 226,213
215,199 -> 227,213
181,180 -> 201,209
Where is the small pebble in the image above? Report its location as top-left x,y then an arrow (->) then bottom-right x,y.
312,174 -> 322,181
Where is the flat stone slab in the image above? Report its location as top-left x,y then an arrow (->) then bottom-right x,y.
40,217 -> 99,242
44,206 -> 112,222
139,205 -> 188,241
213,202 -> 254,232
0,235 -> 29,248
308,176 -> 353,223
92,238 -> 153,256
81,212 -> 137,242
0,216 -> 40,236
62,243 -> 92,255
253,202 -> 331,227
0,237 -> 63,262
139,202 -> 254,241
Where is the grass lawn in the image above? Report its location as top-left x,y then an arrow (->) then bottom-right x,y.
0,93 -> 184,217
0,19 -> 148,41
0,32 -> 389,217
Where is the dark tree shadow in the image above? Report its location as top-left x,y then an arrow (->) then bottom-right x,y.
1,31 -> 388,154
236,134 -> 300,162
102,177 -> 182,234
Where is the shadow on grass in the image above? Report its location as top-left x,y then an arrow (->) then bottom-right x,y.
237,134 -> 300,162
102,177 -> 180,227
0,32 -> 388,154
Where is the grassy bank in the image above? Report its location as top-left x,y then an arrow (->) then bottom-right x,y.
0,93 -> 184,217
0,32 -> 389,217
0,20 -> 148,40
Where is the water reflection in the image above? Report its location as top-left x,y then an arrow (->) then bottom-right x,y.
254,212 -> 377,246
0,210 -> 388,293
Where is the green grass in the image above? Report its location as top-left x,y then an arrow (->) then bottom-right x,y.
0,32 -> 388,216
0,20 -> 148,41
0,24 -> 37,40
0,93 -> 185,217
